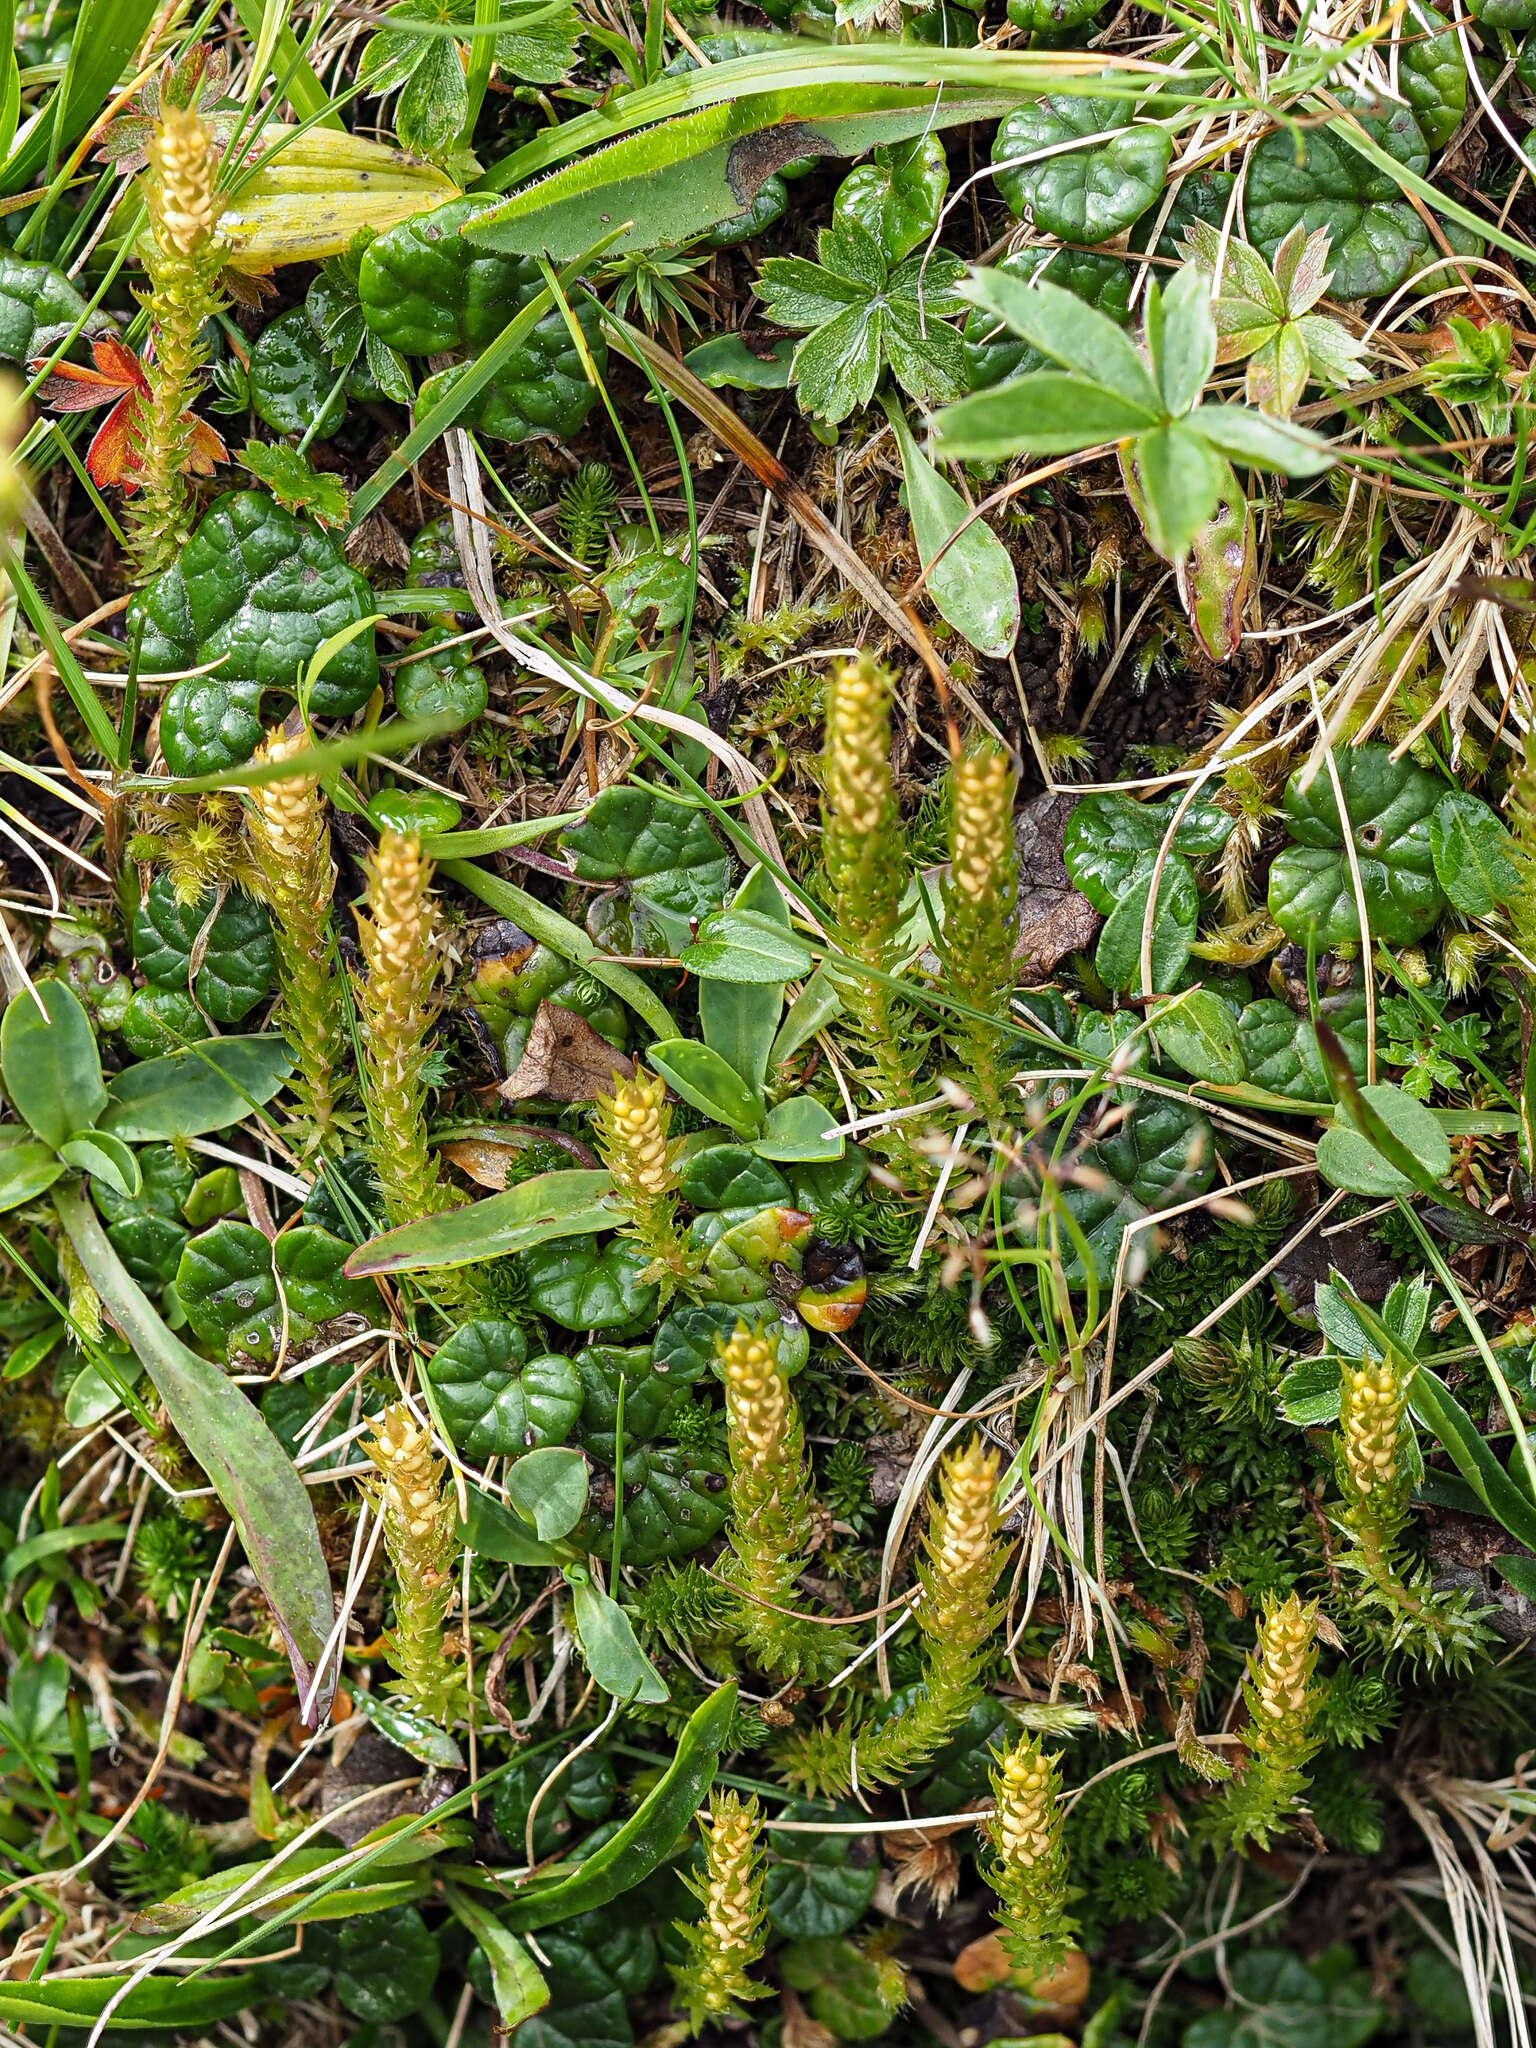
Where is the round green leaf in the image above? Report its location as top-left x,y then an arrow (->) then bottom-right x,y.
560,785 -> 730,952
0,252 -> 91,366
833,134 -> 948,262
249,307 -> 346,439
273,1225 -> 377,1326
359,197 -> 551,356
132,875 -> 276,1023
679,1145 -> 792,1212
580,1442 -> 730,1565
1268,745 -> 1447,947
326,1905 -> 440,2022
1236,992 -> 1368,1102
1429,790 -> 1521,917
97,1144 -> 195,1285
573,1342 -> 705,1456
121,985 -> 211,1058
653,1298 -> 810,1383
1399,3 -> 1467,150
1064,790 -> 1233,912
1246,97 -> 1431,299
524,1237 -> 660,1331
176,1220 -> 280,1360
1155,989 -> 1247,1085
766,1803 -> 881,1937
427,1320 -> 583,1459
1095,853 -> 1199,994
506,1445 -> 590,1540
1057,1095 -> 1216,1286
133,492 -> 379,776
993,92 -> 1173,243
393,624 -> 488,728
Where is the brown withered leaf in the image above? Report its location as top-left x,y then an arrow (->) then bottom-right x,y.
499,999 -> 634,1105
441,1123 -> 599,1191
780,1987 -> 837,2048
1012,790 -> 1101,975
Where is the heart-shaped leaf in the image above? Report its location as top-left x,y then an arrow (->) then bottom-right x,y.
1268,746 -> 1447,948
560,783 -> 729,952
427,1321 -> 582,1460
1246,96 -> 1431,300
993,90 -> 1172,243
524,1237 -> 660,1332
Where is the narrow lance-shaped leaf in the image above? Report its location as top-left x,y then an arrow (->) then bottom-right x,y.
52,1183 -> 336,1719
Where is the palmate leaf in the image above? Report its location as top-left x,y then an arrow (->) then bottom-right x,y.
758,218 -> 966,422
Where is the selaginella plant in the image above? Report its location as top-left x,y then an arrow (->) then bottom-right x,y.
783,1438 -> 1008,1795
940,738 -> 1020,1123
671,1790 -> 770,2032
244,728 -> 350,1146
822,652 -> 924,1156
363,1403 -> 461,1724
593,1065 -> 696,1291
985,1733 -> 1077,1973
126,105 -> 231,579
1214,1593 -> 1322,1850
718,1320 -> 820,1676
354,829 -> 452,1228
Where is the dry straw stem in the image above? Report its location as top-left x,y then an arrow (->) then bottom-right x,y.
245,727 -> 349,1143
673,1789 -> 770,2031
354,828 -> 451,1227
364,1403 -> 460,1724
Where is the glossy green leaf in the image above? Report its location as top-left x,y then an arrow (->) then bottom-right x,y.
993,90 -> 1173,243
1429,790 -> 1521,917
524,1237 -> 660,1331
1155,989 -> 1247,1085
507,1446 -> 591,1541
2,982 -> 107,1149
753,1093 -> 847,1161
1064,791 -> 1232,911
176,1220 -> 281,1360
962,246 -> 1132,392
654,1297 -> 811,1382
1236,992 -> 1368,1102
1055,1095 -> 1216,1287
1246,95 -> 1431,299
501,1682 -> 737,1928
568,1573 -> 669,1702
679,1144 -> 792,1211
1094,852 -> 1199,994
132,876 -> 276,1023
1408,1367 -> 1536,1551
0,253 -> 91,365
561,783 -> 730,952
887,403 -> 1019,659
766,1802 -> 881,1937
132,492 -> 380,777
345,1170 -> 617,1276
250,306 -> 347,439
1268,746 -> 1448,948
648,1036 -> 766,1135
583,1441 -> 730,1564
99,1036 -> 295,1140
683,906 -> 814,982
833,132 -> 948,261
428,1321 -> 582,1460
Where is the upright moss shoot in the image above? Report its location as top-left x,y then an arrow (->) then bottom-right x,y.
940,737 -> 1020,1121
